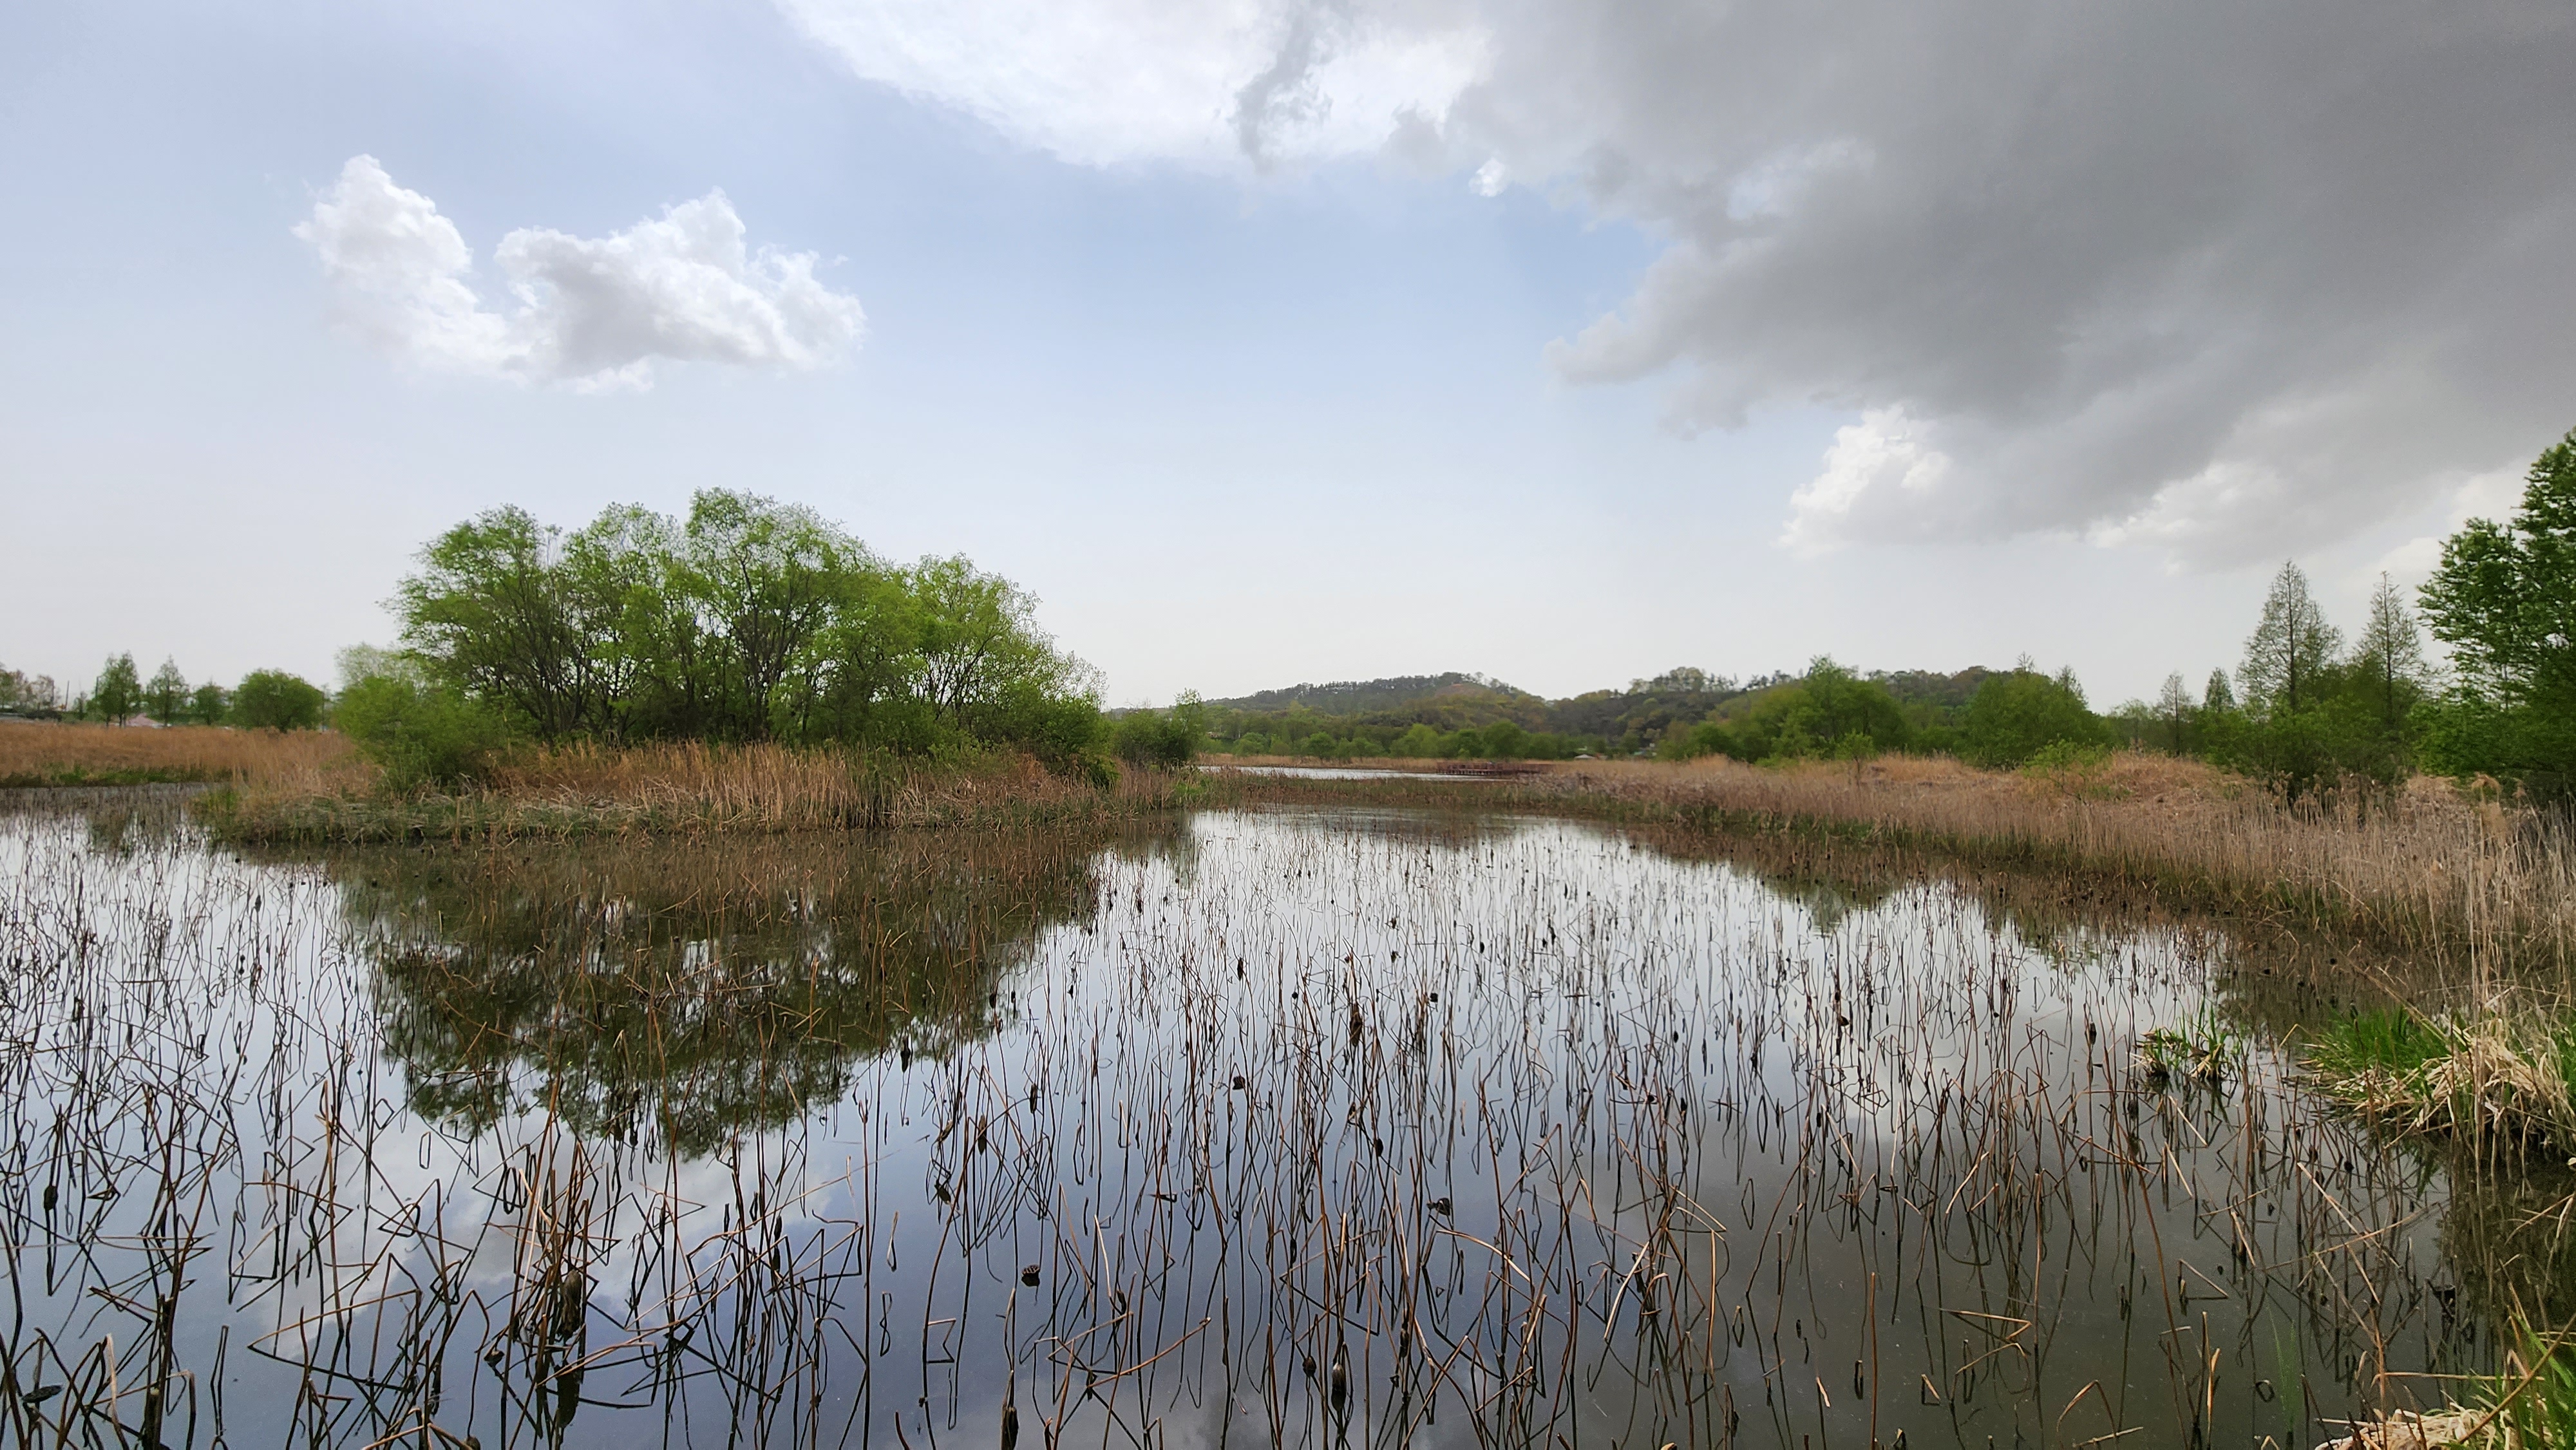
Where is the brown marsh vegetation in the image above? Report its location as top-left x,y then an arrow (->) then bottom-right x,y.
200,741 -> 1202,841
0,720 -> 353,789
1211,753 -> 2576,974
1,787 -> 2561,1449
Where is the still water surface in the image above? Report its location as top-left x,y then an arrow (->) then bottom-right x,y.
0,791 -> 2516,1449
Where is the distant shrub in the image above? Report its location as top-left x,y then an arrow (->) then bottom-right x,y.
334,671 -> 507,791
1110,693 -> 1208,769
231,670 -> 329,731
1962,669 -> 2104,768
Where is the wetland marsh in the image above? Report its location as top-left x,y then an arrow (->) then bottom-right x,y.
0,788 -> 2551,1449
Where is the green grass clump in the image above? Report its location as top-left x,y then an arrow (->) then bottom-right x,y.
2309,1006 -> 2452,1084
2306,1004 -> 2576,1153
2136,1012 -> 2242,1086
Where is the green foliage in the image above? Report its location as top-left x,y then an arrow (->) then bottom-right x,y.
2307,1006 -> 2449,1085
1658,659 -> 1905,763
334,665 -> 508,791
1390,723 -> 1444,757
1677,658 -> 1911,764
88,653 -> 141,722
2240,561 -> 2344,715
392,491 -> 1108,775
1961,667 -> 2103,768
1110,693 -> 1207,768
2416,689 -> 2576,796
2420,425 -> 2576,799
2199,695 -> 2377,796
184,683 -> 230,725
229,670 -> 328,731
2022,739 -> 2114,777
143,658 -> 188,724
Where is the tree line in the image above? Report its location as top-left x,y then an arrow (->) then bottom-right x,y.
0,654 -> 329,731
1178,426 -> 2576,800
20,425 -> 2573,802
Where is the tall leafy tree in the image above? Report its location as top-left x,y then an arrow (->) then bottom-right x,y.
1961,664 -> 2102,767
674,491 -> 856,740
2202,669 -> 2236,713
90,653 -> 141,722
2418,426 -> 2576,797
398,507 -> 603,742
2238,562 -> 2342,715
144,658 -> 188,724
2349,572 -> 2430,730
231,670 -> 328,730
2155,672 -> 2192,753
384,491 -> 1110,773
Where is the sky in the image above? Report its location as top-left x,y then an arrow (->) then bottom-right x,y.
3,0 -> 2571,709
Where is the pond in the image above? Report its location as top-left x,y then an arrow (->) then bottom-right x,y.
0,789 -> 2541,1449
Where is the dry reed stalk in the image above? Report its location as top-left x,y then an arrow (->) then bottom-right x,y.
0,720 -> 355,788
212,741 -> 1189,840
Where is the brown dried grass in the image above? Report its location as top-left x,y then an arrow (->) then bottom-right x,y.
1206,750 -> 2575,970
1542,753 -> 2574,969
209,739 -> 1188,841
0,720 -> 356,788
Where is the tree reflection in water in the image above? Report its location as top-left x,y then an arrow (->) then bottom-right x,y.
331,828 -> 1135,1154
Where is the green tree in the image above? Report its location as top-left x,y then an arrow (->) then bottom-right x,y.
1475,720 -> 1531,759
1960,666 -> 2103,768
2351,572 -> 2430,731
1692,659 -> 1909,762
393,493 -> 1113,776
334,659 -> 507,791
1390,723 -> 1444,757
2202,669 -> 2236,713
399,507 -> 603,741
2155,672 -> 2193,754
1110,693 -> 1209,768
90,653 -> 142,722
185,683 -> 230,724
2239,562 -> 2342,716
2418,426 -> 2576,797
143,657 -> 189,724
231,670 -> 328,730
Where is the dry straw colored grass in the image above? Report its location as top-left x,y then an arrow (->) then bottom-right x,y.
1212,751 -> 2576,970
1544,753 -> 2576,968
209,739 -> 1191,841
0,720 -> 355,788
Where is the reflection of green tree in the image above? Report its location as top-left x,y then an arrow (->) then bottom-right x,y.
333,829 -> 1128,1153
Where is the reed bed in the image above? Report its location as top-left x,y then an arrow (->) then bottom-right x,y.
0,720 -> 354,788
0,793 -> 2542,1449
205,740 -> 1198,842
1209,753 -> 2576,974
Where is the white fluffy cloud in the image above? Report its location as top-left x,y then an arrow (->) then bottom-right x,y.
777,0 -> 2576,561
295,156 -> 864,389
773,0 -> 1486,168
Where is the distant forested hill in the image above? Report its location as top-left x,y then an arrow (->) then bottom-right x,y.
1193,663 -> 2005,758
1202,673 -> 1537,716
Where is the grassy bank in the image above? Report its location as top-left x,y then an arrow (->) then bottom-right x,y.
0,719 -> 353,787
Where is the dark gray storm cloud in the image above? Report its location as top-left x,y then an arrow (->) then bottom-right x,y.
1450,0 -> 2576,556
782,0 -> 2575,559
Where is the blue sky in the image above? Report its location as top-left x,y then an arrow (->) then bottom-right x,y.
5,0 -> 2568,708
